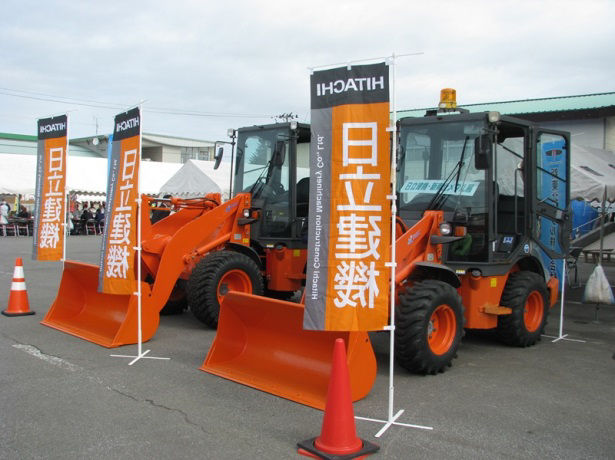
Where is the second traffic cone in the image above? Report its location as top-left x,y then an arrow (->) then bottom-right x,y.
2,258 -> 35,317
297,338 -> 378,459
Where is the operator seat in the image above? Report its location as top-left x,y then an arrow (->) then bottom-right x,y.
296,177 -> 310,217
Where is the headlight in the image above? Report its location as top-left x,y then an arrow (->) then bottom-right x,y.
243,208 -> 251,218
439,222 -> 452,236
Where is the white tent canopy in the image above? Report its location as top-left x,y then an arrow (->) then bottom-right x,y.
479,140 -> 615,203
0,154 -> 182,196
158,160 -> 231,199
2,144 -> 613,204
570,145 -> 615,202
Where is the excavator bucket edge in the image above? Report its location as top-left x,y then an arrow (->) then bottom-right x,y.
200,291 -> 377,410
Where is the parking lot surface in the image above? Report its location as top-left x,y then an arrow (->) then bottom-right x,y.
1,236 -> 614,459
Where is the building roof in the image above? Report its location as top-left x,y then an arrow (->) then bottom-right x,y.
68,132 -> 216,156
397,91 -> 615,121
0,132 -> 37,142
142,133 -> 215,148
1,131 -> 216,159
0,133 -> 102,157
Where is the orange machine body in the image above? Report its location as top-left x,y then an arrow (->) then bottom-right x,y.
42,193 -> 253,347
201,291 -> 376,410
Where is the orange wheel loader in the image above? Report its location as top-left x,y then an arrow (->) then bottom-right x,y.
391,91 -> 570,374
42,192 -> 256,347
42,123 -> 311,347
203,92 -> 571,408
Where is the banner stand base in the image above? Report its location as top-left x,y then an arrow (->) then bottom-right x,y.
356,409 -> 433,438
110,349 -> 170,366
542,334 -> 586,344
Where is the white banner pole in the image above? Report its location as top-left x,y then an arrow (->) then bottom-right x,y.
546,254 -> 585,343
309,53 -> 431,435
62,113 -> 69,268
387,53 -> 398,424
558,258 -> 566,338
136,104 -> 143,358
110,104 -> 169,365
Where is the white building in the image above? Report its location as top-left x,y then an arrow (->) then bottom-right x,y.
70,132 -> 216,163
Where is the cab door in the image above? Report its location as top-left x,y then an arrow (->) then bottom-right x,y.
531,130 -> 571,282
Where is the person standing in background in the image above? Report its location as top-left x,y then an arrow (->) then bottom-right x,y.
0,200 -> 9,225
95,204 -> 105,234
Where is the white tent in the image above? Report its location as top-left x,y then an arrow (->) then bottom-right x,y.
570,145 -> 615,203
0,154 -> 182,196
489,140 -> 615,203
158,159 -> 231,199
3,144 -> 613,203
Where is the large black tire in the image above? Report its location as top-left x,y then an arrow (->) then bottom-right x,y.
497,271 -> 549,347
160,279 -> 188,315
395,280 -> 464,375
187,251 -> 264,328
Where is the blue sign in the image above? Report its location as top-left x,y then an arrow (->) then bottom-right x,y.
538,139 -> 566,284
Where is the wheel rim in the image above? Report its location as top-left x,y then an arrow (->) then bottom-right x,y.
523,291 -> 544,332
217,270 -> 252,304
427,304 -> 457,355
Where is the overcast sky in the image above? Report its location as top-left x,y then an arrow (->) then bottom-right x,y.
2,0 -> 614,142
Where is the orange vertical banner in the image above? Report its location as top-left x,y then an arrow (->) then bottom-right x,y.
98,107 -> 141,294
304,63 -> 391,331
33,115 -> 68,261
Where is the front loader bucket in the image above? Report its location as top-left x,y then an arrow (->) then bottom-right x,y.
41,261 -> 157,348
201,292 -> 377,410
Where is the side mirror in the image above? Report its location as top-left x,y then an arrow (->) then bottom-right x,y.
213,146 -> 224,170
474,134 -> 492,170
273,140 -> 286,167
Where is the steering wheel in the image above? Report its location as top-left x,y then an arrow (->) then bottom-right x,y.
260,180 -> 285,200
244,177 -> 265,196
269,181 -> 285,197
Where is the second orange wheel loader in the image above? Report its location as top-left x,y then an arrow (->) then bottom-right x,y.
204,91 -> 571,407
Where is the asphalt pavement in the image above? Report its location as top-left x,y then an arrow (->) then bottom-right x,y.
1,236 -> 614,459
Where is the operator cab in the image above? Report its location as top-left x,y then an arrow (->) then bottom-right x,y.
397,105 -> 570,273
233,122 -> 311,247
397,115 -> 489,261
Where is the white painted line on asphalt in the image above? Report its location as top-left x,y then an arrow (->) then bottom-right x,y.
13,344 -> 81,372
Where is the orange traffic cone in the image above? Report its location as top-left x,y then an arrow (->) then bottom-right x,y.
2,258 -> 35,317
297,338 -> 379,459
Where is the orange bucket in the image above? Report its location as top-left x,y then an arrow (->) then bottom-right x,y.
201,292 -> 377,410
41,261 -> 158,348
